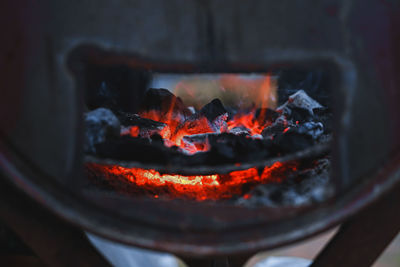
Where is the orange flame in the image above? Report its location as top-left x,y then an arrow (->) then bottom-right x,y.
226,111 -> 272,136
139,110 -> 214,153
140,108 -> 274,152
129,126 -> 140,137
136,74 -> 278,153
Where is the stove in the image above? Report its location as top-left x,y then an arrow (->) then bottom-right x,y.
0,1 -> 399,266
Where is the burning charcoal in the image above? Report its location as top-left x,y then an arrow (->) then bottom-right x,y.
181,133 -> 215,154
297,121 -> 324,139
84,108 -> 120,153
139,88 -> 191,117
255,108 -> 279,123
261,115 -> 288,138
200,99 -> 227,122
177,140 -> 206,155
117,112 -> 167,138
228,126 -> 250,136
210,113 -> 228,133
163,139 -> 176,148
176,115 -> 215,140
182,133 -> 217,145
277,90 -> 323,116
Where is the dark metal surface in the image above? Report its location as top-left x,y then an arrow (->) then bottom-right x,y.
311,176 -> 400,267
181,255 -> 250,267
0,174 -> 112,267
0,0 -> 399,258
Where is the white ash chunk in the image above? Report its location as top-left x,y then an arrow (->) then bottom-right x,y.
187,106 -> 196,114
120,126 -> 131,136
84,108 -> 120,153
210,113 -> 228,133
181,133 -> 217,154
252,134 -> 263,139
297,121 -> 324,139
275,115 -> 288,125
228,126 -> 250,136
277,90 -> 323,115
182,133 -> 218,145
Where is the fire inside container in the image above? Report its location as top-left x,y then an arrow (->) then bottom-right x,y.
84,71 -> 332,204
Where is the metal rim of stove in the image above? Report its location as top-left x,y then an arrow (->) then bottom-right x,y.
1,136 -> 399,257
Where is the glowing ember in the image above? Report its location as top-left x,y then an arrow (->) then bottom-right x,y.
129,126 -> 140,137
87,161 -> 298,200
227,111 -> 272,136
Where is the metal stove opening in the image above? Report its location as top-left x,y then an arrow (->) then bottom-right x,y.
77,58 -> 333,206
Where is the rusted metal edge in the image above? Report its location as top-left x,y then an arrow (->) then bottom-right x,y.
311,178 -> 400,267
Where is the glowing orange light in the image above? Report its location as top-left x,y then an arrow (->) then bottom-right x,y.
89,161 -> 298,200
129,126 -> 140,137
227,111 -> 272,136
243,194 -> 251,199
